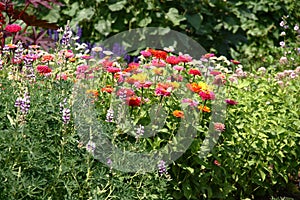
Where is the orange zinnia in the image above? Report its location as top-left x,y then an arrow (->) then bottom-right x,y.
173,110 -> 184,118
86,89 -> 99,98
186,82 -> 202,93
198,105 -> 211,113
101,85 -> 113,93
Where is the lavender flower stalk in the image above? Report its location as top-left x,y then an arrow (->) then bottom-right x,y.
61,23 -> 73,47
135,124 -> 144,139
15,92 -> 30,114
105,108 -> 114,122
158,160 -> 168,175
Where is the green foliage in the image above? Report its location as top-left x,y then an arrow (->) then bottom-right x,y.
48,0 -> 299,62
168,66 -> 300,199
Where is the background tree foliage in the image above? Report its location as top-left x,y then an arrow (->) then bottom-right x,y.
40,0 -> 299,64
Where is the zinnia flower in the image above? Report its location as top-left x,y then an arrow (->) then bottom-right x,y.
149,49 -> 167,60
203,53 -> 215,59
225,99 -> 238,105
101,85 -> 114,93
140,50 -> 152,57
188,68 -> 201,76
198,105 -> 211,112
41,54 -> 55,62
199,90 -> 215,101
214,123 -> 225,132
230,59 -> 240,64
107,67 -> 121,74
155,83 -> 173,96
117,88 -> 135,99
178,54 -> 192,63
166,56 -> 180,65
36,65 -> 52,74
126,96 -> 141,107
173,110 -> 184,118
214,160 -> 221,166
186,82 -> 202,93
5,24 -> 22,33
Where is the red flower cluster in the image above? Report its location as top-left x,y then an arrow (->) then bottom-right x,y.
188,68 -> 201,76
126,96 -> 141,107
166,56 -> 180,65
5,24 -> 22,33
37,65 -> 52,74
149,49 -> 167,60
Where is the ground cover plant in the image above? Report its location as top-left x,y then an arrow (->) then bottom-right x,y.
0,1 -> 300,200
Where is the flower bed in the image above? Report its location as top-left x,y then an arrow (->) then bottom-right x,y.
0,22 -> 299,199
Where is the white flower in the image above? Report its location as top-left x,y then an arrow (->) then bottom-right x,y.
92,46 -> 103,52
280,31 -> 286,36
164,46 -> 175,52
86,140 -> 96,153
294,24 -> 299,31
103,51 -> 113,56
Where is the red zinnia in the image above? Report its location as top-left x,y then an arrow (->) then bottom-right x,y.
37,65 -> 52,74
225,99 -> 238,105
149,49 -> 167,60
101,85 -> 114,93
199,90 -> 215,101
5,24 -> 22,33
126,96 -> 141,107
230,59 -> 240,64
188,68 -> 201,76
107,67 -> 121,74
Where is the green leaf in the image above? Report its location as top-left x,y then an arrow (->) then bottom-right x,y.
61,2 -> 79,17
165,8 -> 185,26
108,0 -> 127,12
138,17 -> 152,27
186,13 -> 203,30
95,19 -> 112,36
42,5 -> 61,23
258,169 -> 266,181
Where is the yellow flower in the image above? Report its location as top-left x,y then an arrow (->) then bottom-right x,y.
131,73 -> 147,83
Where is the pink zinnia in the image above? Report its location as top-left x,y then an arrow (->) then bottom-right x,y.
173,65 -> 184,71
5,24 -> 22,33
214,123 -> 225,132
166,56 -> 180,65
117,88 -> 135,99
155,83 -> 172,97
134,81 -> 152,89
214,160 -> 221,166
225,99 -> 238,105
152,59 -> 166,67
178,54 -> 192,63
199,90 -> 215,101
203,53 -> 215,59
140,50 -> 152,57
210,70 -> 222,76
107,67 -> 121,74
212,74 -> 226,85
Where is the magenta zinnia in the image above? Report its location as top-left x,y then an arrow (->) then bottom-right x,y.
5,24 -> 22,33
